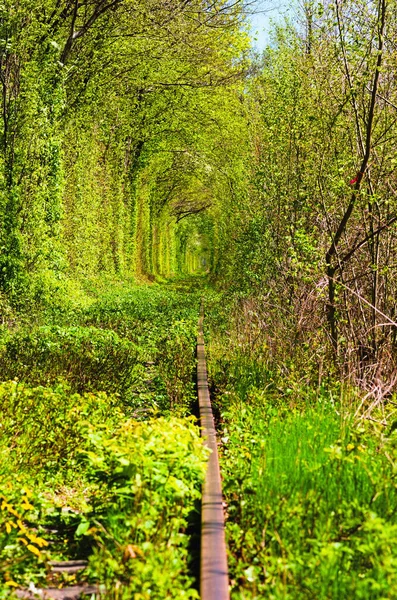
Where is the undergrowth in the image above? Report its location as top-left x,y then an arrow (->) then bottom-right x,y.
206,293 -> 397,599
0,279 -> 207,598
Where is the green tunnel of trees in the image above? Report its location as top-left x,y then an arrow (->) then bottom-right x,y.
4,2 -> 397,595
3,0 -> 397,384
0,0 -> 250,299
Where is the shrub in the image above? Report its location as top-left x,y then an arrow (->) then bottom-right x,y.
0,326 -> 141,399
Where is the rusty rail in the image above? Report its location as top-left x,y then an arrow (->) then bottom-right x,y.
197,303 -> 229,600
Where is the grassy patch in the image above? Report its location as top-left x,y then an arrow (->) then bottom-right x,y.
206,297 -> 397,599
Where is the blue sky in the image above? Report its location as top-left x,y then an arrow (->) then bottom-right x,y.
248,1 -> 293,50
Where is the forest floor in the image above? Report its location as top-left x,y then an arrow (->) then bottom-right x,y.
0,278 -> 207,598
1,277 -> 397,599
207,295 -> 397,599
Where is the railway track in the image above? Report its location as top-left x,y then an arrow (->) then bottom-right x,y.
17,302 -> 229,600
197,303 -> 230,600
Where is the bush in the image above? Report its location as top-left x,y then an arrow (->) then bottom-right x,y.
0,381 -> 208,597
0,326 -> 141,399
83,417 -> 208,598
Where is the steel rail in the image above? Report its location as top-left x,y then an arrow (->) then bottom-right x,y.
197,303 -> 229,600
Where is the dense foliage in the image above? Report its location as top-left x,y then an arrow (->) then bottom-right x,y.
0,0 -> 249,299
0,282 -> 207,596
206,293 -> 397,599
2,0 -> 397,597
216,0 -> 397,392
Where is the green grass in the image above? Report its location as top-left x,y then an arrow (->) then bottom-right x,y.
6,278 -> 397,599
206,297 -> 397,600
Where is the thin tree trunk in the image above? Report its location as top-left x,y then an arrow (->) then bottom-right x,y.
326,0 -> 387,354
